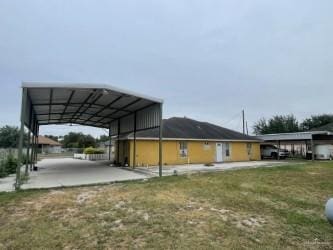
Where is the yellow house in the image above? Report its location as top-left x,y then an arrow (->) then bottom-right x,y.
116,117 -> 261,167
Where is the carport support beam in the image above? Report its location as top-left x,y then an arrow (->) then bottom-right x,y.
159,103 -> 163,177
133,111 -> 137,168
34,125 -> 39,167
30,125 -> 35,171
277,140 -> 280,160
16,87 -> 27,190
31,121 -> 37,171
117,120 -> 120,165
32,128 -> 36,169
35,132 -> 38,164
108,125 -> 112,161
25,105 -> 33,176
25,129 -> 31,176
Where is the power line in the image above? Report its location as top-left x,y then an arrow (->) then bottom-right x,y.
222,111 -> 242,127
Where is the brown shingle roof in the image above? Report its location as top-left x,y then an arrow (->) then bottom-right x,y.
38,136 -> 62,146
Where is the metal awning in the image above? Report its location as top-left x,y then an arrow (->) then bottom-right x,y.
16,82 -> 164,189
22,82 -> 163,131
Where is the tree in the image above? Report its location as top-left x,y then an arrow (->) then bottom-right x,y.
62,132 -> 96,148
300,114 -> 333,131
78,134 -> 96,148
44,135 -> 59,142
253,118 -> 269,135
96,135 -> 109,143
253,115 -> 299,135
0,126 -> 20,148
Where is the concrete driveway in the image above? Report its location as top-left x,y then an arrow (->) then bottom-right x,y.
0,159 -> 293,192
21,158 -> 148,190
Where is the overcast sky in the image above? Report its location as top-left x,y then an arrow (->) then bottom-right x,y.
0,0 -> 332,137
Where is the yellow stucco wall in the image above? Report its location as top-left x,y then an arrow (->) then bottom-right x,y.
117,140 -> 261,167
229,142 -> 261,162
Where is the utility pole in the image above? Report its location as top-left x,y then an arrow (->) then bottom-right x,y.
242,110 -> 245,134
246,121 -> 249,135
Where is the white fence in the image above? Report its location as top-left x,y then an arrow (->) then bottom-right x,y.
74,153 -> 109,161
0,148 -> 111,161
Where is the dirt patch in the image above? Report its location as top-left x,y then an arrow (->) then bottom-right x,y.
236,217 -> 266,230
76,190 -> 98,204
114,200 -> 126,209
154,190 -> 188,204
111,219 -> 125,230
210,207 -> 266,231
178,202 -> 268,232
308,172 -> 321,175
143,213 -> 149,221
240,182 -> 255,189
49,190 -> 66,196
256,196 -> 289,210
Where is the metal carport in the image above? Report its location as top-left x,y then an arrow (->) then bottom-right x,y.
256,131 -> 333,160
16,82 -> 163,189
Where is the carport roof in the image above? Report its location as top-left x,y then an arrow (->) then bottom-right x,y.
255,131 -> 332,141
23,82 -> 163,129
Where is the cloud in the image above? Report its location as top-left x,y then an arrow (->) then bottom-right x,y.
0,0 -> 332,135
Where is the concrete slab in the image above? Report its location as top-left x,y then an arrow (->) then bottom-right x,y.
21,158 -> 148,190
135,161 -> 293,176
0,159 -> 296,192
0,174 -> 16,192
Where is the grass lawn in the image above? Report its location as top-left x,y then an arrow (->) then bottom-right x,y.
0,162 -> 332,249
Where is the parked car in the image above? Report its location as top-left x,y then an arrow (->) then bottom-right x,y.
261,145 -> 289,159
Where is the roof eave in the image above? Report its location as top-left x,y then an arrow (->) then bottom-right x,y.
22,81 -> 163,104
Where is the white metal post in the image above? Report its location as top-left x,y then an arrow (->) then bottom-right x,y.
16,88 -> 27,190
108,124 -> 112,161
159,103 -> 163,177
133,111 -> 137,168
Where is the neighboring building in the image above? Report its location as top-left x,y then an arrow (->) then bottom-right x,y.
98,140 -> 115,160
116,117 -> 261,167
38,136 -> 62,154
256,130 -> 333,160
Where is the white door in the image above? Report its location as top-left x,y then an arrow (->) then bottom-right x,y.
216,143 -> 223,162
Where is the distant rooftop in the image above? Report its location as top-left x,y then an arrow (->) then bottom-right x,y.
38,135 -> 62,146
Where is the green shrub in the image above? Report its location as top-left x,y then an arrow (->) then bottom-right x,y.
0,160 -> 6,178
0,154 -> 21,178
5,154 -> 18,175
83,147 -> 105,155
22,154 -> 31,164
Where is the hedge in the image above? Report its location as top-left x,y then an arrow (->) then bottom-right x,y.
83,147 -> 105,155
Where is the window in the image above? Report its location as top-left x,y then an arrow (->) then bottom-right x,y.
203,141 -> 211,150
225,143 -> 230,157
179,141 -> 188,157
247,143 -> 252,155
